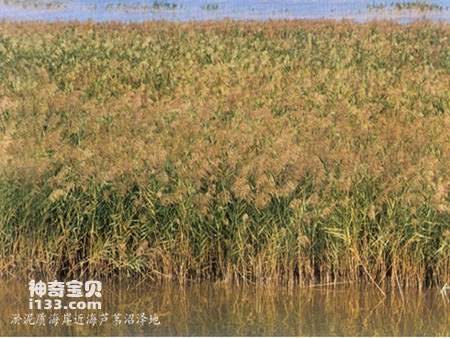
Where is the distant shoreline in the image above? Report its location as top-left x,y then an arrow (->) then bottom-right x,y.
1,0 -> 449,23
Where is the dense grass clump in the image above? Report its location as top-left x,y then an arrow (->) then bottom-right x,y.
0,20 -> 449,287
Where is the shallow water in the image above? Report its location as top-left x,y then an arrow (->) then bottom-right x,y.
1,280 -> 450,336
0,0 -> 449,22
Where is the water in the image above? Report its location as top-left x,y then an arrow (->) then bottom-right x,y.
1,281 -> 450,336
0,0 -> 449,22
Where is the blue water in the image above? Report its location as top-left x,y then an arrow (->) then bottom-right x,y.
0,0 -> 449,22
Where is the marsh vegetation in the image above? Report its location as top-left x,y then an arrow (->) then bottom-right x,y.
0,20 -> 449,288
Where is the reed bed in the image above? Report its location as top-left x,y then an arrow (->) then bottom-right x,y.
0,20 -> 449,288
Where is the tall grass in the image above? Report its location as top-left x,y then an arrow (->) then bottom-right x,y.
0,20 -> 449,287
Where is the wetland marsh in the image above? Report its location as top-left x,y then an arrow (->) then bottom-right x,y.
1,2 -> 450,336
0,20 -> 449,289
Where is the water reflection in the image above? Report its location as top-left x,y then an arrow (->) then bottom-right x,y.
1,280 -> 450,336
